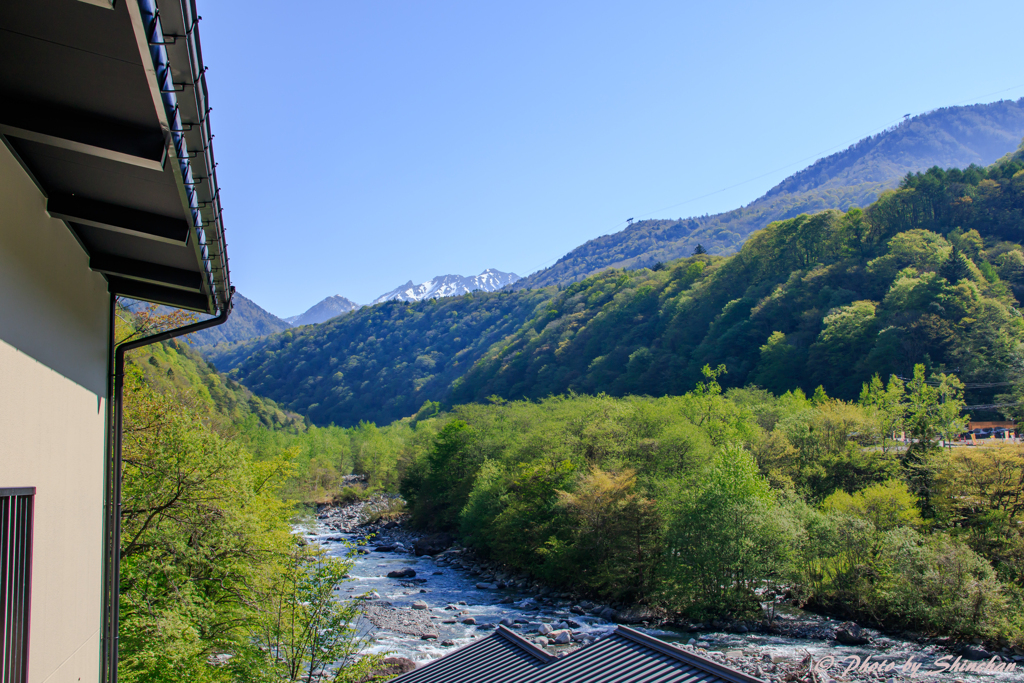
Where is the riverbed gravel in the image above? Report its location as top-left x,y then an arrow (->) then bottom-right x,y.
315,500 -> 1022,681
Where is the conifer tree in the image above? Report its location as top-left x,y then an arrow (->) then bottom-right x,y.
939,245 -> 972,282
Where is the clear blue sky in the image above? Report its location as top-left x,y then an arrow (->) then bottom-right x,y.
199,0 -> 1024,317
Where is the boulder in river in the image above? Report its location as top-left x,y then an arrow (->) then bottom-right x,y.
461,617 -> 476,625
598,607 -> 619,622
959,644 -> 993,660
387,567 -> 416,579
834,622 -> 870,645
414,532 -> 454,556
538,623 -> 553,635
375,545 -> 396,552
553,630 -> 572,644
372,657 -> 415,678
475,582 -> 497,590
412,600 -> 429,610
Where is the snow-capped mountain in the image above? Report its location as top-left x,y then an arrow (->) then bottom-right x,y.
370,269 -> 520,305
286,295 -> 361,326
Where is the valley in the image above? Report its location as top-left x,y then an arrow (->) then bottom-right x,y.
115,102 -> 1024,678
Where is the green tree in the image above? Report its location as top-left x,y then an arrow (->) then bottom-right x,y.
251,544 -> 385,683
664,444 -> 798,616
859,373 -> 906,457
939,245 -> 973,282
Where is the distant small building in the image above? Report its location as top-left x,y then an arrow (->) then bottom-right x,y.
968,421 -> 1016,431
391,625 -> 766,683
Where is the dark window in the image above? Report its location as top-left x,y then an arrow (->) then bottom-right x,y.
1,488 -> 34,683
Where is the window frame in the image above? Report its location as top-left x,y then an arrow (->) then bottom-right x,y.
1,487 -> 35,683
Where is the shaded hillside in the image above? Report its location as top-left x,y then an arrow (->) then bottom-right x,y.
208,289 -> 554,427
176,291 -> 291,346
136,335 -> 304,432
453,146 -> 1024,409
518,98 -> 1024,288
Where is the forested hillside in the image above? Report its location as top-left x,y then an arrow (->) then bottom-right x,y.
137,334 -> 304,431
208,288 -> 554,427
454,145 -> 1024,412
115,310 -> 393,682
147,291 -> 292,347
518,99 -> 1024,288
392,379 -> 1024,646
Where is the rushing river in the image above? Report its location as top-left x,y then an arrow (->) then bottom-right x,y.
307,526 -> 1022,681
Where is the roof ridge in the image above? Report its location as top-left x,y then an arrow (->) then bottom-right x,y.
614,626 -> 768,683
495,625 -> 557,663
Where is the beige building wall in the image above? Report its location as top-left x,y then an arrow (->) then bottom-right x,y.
0,142 -> 110,682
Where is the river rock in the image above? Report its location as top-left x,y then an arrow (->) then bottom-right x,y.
476,582 -> 497,590
387,567 -> 416,579
372,657 -> 415,678
375,545 -> 396,552
412,600 -> 429,610
420,634 -> 436,640
535,637 -> 549,646
538,623 -> 553,635
960,644 -> 993,660
598,607 -> 619,622
500,617 -> 514,627
441,640 -> 456,647
553,630 -> 572,644
461,617 -> 476,625
415,532 -> 454,556
570,605 -> 586,615
834,621 -> 870,645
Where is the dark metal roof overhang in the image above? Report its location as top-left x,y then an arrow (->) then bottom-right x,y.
391,625 -> 771,683
0,0 -> 230,314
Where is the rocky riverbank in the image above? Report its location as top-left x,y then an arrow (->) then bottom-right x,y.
316,500 -> 1023,681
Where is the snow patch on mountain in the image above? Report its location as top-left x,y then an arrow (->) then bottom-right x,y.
370,269 -> 520,305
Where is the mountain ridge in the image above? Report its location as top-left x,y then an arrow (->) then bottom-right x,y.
370,268 -> 520,305
516,98 -> 1024,289
285,295 -> 361,326
211,141 -> 1024,426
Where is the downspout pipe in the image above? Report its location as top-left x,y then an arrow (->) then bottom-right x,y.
101,288 -> 234,683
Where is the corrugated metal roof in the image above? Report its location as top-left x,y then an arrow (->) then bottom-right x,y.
392,626 -> 553,683
390,625 -> 767,683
